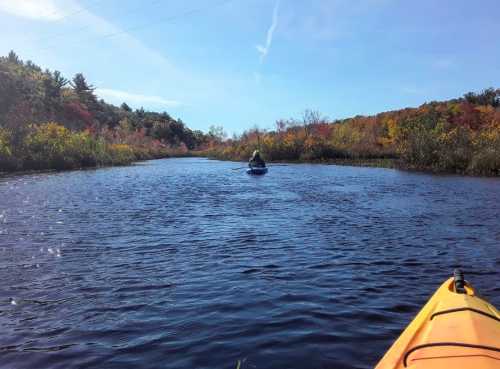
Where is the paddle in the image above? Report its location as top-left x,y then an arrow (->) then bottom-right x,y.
231,164 -> 288,170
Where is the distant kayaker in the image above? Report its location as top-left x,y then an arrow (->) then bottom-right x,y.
249,150 -> 266,168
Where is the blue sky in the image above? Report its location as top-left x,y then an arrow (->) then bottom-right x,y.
1,0 -> 499,134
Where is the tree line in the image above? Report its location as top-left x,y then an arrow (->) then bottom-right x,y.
2,51 -> 499,175
0,51 -> 209,171
206,89 -> 500,175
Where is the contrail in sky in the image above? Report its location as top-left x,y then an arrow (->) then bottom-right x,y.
256,0 -> 280,63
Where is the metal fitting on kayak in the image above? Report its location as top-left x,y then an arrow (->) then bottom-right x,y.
453,269 -> 466,294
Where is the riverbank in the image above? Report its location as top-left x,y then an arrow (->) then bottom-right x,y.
198,153 -> 398,169
0,123 -> 203,173
201,88 -> 500,177
0,52 -> 209,173
0,155 -> 169,176
0,148 -> 199,174
4,150 -> 498,177
269,157 -> 398,169
0,123 -> 165,172
200,150 -> 500,177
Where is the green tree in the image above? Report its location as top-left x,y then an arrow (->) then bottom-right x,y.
25,60 -> 41,72
208,125 -> 227,142
464,88 -> 500,108
71,73 -> 96,107
43,70 -> 68,111
7,50 -> 20,64
120,102 -> 132,112
53,71 -> 69,90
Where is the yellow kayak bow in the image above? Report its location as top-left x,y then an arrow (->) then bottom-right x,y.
375,270 -> 500,369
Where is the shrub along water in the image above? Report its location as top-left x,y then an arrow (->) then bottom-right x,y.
2,51 -> 499,175
0,51 -> 209,172
206,90 -> 500,176
0,123 -> 173,171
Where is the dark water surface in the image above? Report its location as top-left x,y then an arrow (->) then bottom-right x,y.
1,158 -> 499,369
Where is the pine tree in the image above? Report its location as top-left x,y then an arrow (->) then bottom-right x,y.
71,73 -> 96,106
43,70 -> 69,112
120,102 -> 132,112
7,50 -> 20,64
53,71 -> 69,90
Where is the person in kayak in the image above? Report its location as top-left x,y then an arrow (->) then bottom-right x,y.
249,150 -> 266,168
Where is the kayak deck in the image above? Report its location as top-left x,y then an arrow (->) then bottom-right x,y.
375,276 -> 500,369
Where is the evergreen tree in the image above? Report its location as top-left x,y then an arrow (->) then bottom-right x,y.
7,50 -> 20,64
53,71 -> 69,90
71,73 -> 96,106
25,60 -> 41,72
121,102 -> 132,112
464,88 -> 500,108
42,70 -> 69,114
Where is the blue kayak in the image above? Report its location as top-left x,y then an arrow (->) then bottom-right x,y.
246,166 -> 268,175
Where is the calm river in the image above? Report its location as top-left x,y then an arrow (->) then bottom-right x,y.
1,158 -> 499,369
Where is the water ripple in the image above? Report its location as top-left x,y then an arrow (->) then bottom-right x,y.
1,158 -> 499,369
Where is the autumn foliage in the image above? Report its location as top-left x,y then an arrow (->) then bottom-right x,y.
208,90 -> 500,175
0,51 -> 207,172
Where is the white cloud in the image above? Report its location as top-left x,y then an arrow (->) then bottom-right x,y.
59,1 -> 180,75
0,0 -> 64,21
96,88 -> 181,108
256,0 -> 280,63
0,0 -> 245,124
3,0 -> 182,80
